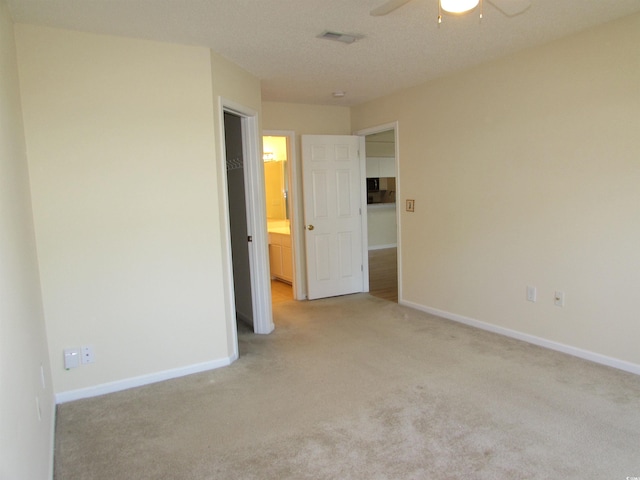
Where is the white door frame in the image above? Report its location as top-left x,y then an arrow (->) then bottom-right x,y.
355,122 -> 402,301
262,130 -> 304,300
218,98 -> 274,347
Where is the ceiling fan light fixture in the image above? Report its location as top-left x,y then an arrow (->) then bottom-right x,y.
439,0 -> 480,14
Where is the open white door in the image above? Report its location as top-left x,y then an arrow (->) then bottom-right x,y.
302,135 -> 366,300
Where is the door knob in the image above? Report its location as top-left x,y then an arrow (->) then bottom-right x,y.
307,225 -> 315,231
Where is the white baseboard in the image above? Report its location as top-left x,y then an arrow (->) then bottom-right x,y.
55,357 -> 234,404
400,299 -> 640,376
368,243 -> 397,251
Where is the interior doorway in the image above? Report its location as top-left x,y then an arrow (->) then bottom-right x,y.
262,131 -> 305,304
263,134 -> 294,306
360,124 -> 400,303
219,100 -> 273,349
224,112 -> 254,325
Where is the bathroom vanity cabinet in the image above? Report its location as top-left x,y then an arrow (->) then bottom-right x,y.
268,232 -> 293,283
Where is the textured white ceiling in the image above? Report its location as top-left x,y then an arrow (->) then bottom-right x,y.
7,0 -> 640,106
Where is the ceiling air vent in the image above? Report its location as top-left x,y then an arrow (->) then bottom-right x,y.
318,31 -> 363,45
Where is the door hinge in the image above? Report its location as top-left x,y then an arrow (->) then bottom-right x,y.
247,236 -> 252,242
361,264 -> 363,272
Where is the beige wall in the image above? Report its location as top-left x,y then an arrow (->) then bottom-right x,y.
16,24 -> 231,397
352,13 -> 640,368
262,101 -> 351,135
212,51 -> 262,115
0,3 -> 54,478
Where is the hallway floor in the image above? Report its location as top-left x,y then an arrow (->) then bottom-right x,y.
271,279 -> 293,305
368,247 -> 398,303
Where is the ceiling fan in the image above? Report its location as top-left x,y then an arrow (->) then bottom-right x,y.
370,0 -> 531,18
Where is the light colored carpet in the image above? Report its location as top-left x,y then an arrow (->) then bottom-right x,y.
55,294 -> 640,479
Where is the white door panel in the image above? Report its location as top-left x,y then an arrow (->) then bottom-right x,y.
302,135 -> 365,300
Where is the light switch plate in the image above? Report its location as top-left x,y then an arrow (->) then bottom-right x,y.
406,199 -> 415,212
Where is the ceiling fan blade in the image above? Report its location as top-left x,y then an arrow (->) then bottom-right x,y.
487,0 -> 531,17
370,0 -> 412,16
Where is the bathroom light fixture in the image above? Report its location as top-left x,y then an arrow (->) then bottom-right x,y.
438,0 -> 482,23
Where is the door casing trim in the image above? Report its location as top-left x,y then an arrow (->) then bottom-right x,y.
355,122 -> 401,302
218,97 -> 274,353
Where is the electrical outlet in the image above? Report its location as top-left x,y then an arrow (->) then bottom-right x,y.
554,291 -> 565,307
81,345 -> 95,364
526,285 -> 537,302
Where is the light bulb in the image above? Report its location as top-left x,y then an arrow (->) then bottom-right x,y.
440,0 -> 480,14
